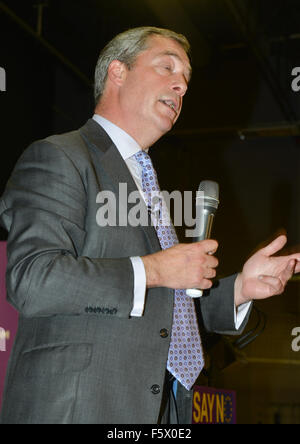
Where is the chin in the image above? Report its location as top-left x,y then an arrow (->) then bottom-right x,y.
157,117 -> 175,134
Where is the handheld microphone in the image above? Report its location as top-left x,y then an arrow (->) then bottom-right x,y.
186,180 -> 220,298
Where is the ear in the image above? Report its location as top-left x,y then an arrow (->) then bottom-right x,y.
107,60 -> 128,87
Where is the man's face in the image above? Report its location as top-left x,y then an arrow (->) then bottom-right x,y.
118,35 -> 191,147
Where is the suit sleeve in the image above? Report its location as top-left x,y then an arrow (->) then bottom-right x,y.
0,140 -> 135,318
199,274 -> 252,335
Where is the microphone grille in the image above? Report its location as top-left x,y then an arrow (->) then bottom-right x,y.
198,180 -> 219,200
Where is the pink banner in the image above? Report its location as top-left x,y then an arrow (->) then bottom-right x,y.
0,242 -> 18,410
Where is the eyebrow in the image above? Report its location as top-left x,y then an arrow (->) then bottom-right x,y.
156,51 -> 192,82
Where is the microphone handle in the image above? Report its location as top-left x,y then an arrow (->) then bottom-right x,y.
186,210 -> 216,298
186,288 -> 203,298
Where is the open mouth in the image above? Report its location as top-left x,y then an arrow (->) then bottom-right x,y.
159,99 -> 178,114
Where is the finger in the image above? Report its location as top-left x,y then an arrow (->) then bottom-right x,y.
197,239 -> 219,254
258,275 -> 284,295
261,235 -> 287,257
287,255 -> 300,273
206,256 -> 219,269
200,279 -> 214,290
204,268 -> 217,279
281,259 -> 297,282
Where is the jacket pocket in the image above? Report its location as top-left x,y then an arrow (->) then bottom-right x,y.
21,342 -> 93,377
1,343 -> 93,423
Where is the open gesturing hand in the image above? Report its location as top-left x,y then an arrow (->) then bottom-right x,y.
235,235 -> 300,306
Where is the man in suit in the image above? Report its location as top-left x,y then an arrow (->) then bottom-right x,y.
0,26 -> 299,424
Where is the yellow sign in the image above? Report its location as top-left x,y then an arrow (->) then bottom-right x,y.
0,328 -> 10,352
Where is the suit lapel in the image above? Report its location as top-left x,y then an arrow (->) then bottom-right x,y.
79,119 -> 161,252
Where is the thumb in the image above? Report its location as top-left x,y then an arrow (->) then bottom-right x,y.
261,235 -> 287,257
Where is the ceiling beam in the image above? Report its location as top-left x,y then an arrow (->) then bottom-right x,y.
0,1 -> 93,89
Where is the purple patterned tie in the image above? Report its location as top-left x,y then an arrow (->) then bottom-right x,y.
134,150 -> 204,390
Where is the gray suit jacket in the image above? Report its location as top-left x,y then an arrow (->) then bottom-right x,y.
0,119 -> 250,424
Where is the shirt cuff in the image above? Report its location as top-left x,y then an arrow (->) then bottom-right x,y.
129,256 -> 147,317
234,301 -> 252,330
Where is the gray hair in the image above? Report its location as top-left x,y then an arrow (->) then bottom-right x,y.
94,26 -> 191,104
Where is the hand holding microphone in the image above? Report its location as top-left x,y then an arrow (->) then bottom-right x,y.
186,180 -> 220,298
142,180 -> 219,292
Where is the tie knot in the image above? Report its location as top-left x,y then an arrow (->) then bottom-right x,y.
134,150 -> 153,171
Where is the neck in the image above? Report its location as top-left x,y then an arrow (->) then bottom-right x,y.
94,101 -> 161,151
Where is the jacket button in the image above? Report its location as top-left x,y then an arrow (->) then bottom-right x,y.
160,328 -> 169,338
151,384 -> 161,395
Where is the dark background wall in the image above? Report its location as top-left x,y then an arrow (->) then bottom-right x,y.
0,0 -> 300,423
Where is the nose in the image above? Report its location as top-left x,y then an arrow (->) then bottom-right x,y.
172,74 -> 188,97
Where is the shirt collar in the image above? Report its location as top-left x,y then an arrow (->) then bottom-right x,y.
92,114 -> 147,160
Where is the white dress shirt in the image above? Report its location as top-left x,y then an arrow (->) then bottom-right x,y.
92,114 -> 251,327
